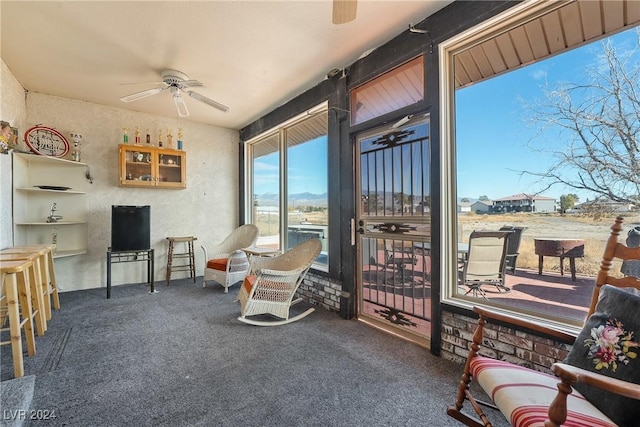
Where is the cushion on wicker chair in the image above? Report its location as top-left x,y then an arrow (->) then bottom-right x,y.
206,258 -> 228,271
242,275 -> 256,294
470,356 -> 616,427
563,285 -> 640,426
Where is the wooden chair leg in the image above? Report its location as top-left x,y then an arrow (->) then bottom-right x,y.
27,258 -> 48,335
447,314 -> 494,426
3,273 -> 25,378
16,269 -> 37,357
43,248 -> 61,310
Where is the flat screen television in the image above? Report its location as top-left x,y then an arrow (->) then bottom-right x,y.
111,205 -> 150,251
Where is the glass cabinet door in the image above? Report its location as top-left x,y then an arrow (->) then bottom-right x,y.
156,149 -> 186,188
120,146 -> 155,187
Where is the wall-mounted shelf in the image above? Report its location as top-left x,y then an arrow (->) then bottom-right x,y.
12,152 -> 88,257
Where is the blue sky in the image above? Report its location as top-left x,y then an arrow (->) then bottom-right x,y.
253,135 -> 328,195
253,26 -> 638,202
456,26 -> 639,202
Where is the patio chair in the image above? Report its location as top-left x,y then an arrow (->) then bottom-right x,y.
237,238 -> 321,326
499,225 -> 526,273
460,230 -> 512,297
379,240 -> 418,279
621,226 -> 640,278
447,216 -> 640,427
201,224 -> 259,293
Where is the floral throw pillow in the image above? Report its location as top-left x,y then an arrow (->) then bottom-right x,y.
564,285 -> 640,426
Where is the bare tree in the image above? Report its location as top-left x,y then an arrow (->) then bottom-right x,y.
523,29 -> 640,204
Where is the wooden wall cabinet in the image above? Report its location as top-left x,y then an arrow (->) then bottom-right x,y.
12,152 -> 88,258
119,144 -> 186,189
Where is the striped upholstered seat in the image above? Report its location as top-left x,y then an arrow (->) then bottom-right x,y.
470,357 -> 615,427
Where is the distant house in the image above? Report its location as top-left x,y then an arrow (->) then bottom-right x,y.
493,193 -> 556,213
457,200 -> 473,213
472,200 -> 492,213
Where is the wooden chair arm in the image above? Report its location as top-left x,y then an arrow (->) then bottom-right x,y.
474,306 -> 576,344
552,362 -> 640,400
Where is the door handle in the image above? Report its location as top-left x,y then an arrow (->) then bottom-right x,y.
350,218 -> 355,245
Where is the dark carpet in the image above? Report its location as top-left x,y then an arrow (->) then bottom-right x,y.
1,278 -> 507,427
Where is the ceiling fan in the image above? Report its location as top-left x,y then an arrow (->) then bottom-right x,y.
119,69 -> 229,117
333,0 -> 357,25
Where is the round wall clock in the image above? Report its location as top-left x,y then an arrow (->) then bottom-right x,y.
24,125 -> 70,158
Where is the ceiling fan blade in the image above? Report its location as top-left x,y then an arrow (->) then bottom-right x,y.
332,0 -> 357,25
120,87 -> 166,102
119,81 -> 164,86
185,90 -> 229,112
172,88 -> 190,117
180,79 -> 204,88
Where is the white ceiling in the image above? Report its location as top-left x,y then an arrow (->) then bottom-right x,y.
1,1 -> 453,130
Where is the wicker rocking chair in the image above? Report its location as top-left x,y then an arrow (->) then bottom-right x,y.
237,238 -> 321,326
201,224 -> 259,293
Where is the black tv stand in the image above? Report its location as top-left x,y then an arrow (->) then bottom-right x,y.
106,248 -> 154,299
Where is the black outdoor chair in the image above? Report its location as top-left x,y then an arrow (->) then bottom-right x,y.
499,225 -> 526,274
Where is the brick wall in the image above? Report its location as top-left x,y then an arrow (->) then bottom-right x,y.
441,309 -> 573,373
298,271 -> 342,312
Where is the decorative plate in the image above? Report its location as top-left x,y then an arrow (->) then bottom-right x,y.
24,125 -> 70,158
34,185 -> 71,191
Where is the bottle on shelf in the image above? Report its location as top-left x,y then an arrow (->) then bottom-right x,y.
177,128 -> 183,150
123,128 -> 129,144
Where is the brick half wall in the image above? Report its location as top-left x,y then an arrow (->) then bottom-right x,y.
298,271 -> 342,312
441,309 -> 573,373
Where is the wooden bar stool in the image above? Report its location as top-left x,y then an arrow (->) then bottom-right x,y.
1,247 -> 52,323
10,244 -> 60,311
1,259 -> 38,378
166,236 -> 197,285
0,253 -> 47,336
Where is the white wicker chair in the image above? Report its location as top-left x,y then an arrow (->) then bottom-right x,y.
237,238 -> 322,326
201,224 -> 259,293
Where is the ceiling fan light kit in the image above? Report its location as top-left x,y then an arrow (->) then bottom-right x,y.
171,87 -> 189,117
119,69 -> 228,117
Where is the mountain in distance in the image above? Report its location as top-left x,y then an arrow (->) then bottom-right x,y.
256,192 -> 327,208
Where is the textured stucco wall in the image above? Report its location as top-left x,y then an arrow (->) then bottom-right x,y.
21,91 -> 239,292
0,59 -> 28,249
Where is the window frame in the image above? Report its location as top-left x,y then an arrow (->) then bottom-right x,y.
244,102 -> 329,272
438,0 -> 596,332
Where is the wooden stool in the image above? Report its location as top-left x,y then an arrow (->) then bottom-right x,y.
166,236 -> 197,285
1,260 -> 38,378
10,244 -> 60,311
2,247 -> 53,323
0,253 -> 47,336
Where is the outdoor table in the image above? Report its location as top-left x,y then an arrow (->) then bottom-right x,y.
534,238 -> 585,281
